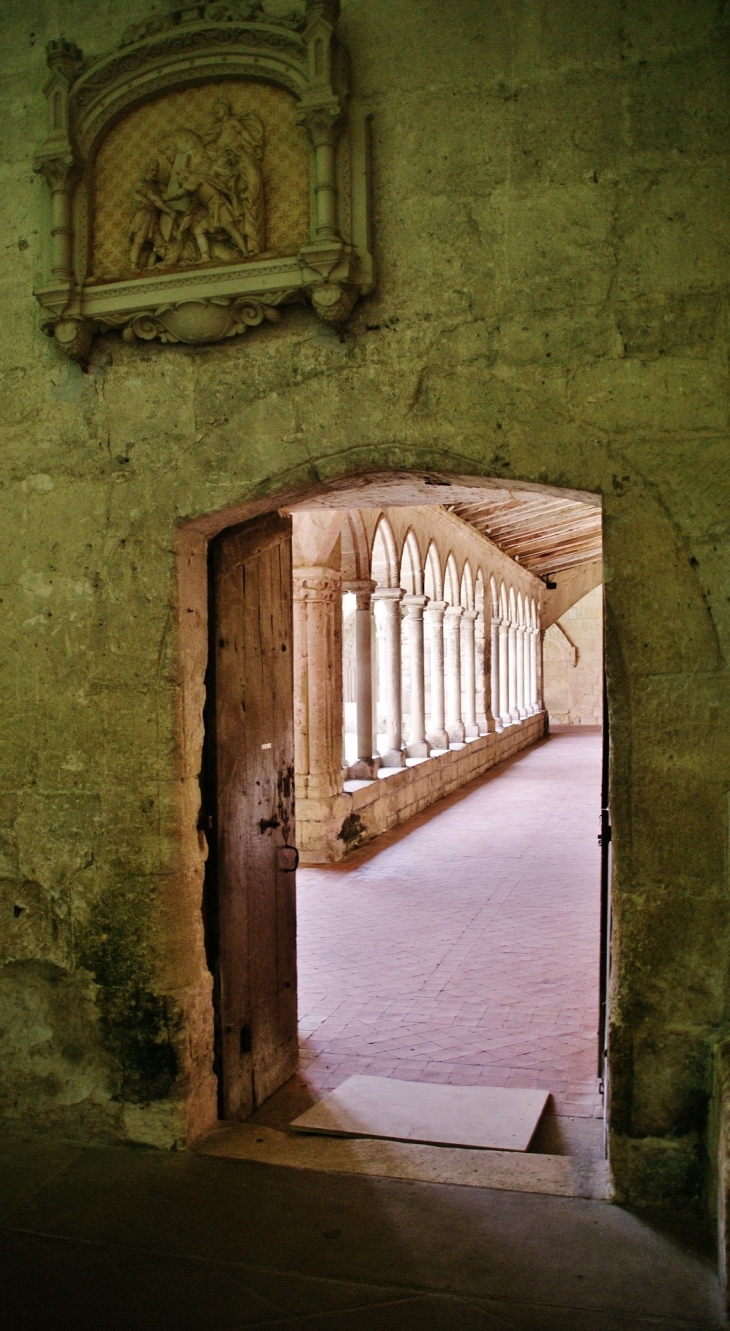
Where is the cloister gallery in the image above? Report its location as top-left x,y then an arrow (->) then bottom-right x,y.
291,503 -> 547,863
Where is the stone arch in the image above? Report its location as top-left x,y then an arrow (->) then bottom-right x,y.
475,567 -> 485,615
444,552 -> 459,606
400,528 -> 423,595
508,586 -> 517,624
371,514 -> 399,588
499,582 -> 508,619
490,574 -> 499,616
460,560 -> 474,611
340,510 -> 370,582
424,541 -> 443,601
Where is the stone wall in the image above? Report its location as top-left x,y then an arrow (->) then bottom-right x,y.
544,585 -> 603,725
334,713 -> 547,861
0,0 -> 728,1213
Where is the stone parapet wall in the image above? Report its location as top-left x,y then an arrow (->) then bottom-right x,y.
298,713 -> 547,864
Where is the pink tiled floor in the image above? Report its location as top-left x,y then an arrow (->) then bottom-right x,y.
296,728 -> 604,1118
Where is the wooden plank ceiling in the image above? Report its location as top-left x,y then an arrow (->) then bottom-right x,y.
449,492 -> 602,577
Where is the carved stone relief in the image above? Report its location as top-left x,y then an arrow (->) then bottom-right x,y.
94,83 -> 309,281
33,0 -> 373,361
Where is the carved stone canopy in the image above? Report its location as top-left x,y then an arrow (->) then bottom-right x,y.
33,0 -> 373,361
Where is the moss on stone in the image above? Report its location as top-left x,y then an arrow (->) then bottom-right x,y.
78,882 -> 178,1104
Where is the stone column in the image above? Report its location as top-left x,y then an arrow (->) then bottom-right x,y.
508,617 -> 520,724
516,624 -> 527,720
403,594 -> 431,758
374,588 -> 405,767
529,626 -> 539,713
293,566 -> 350,863
475,610 -> 490,735
293,567 -> 344,800
425,600 -> 449,749
461,609 -> 479,738
347,579 -> 379,779
491,615 -> 503,733
498,617 -> 511,728
444,606 -> 465,744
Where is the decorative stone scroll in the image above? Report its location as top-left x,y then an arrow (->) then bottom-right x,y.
33,1 -> 373,362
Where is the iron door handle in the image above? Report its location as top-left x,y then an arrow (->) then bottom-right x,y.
276,845 -> 299,873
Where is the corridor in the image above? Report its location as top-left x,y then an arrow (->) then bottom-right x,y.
297,728 -> 603,1119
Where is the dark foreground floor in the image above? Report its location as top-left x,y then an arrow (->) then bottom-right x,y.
0,1133 -> 724,1330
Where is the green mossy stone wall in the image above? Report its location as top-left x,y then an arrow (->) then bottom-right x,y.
0,0 -> 728,1198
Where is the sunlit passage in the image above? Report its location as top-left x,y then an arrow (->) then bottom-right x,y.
296,728 -> 603,1119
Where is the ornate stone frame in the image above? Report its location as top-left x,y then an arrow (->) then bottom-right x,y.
33,0 -> 373,362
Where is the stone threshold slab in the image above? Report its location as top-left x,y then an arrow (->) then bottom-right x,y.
195,1121 -> 612,1200
290,1075 -> 549,1152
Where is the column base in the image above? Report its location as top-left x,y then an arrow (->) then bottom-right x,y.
427,728 -> 449,749
296,793 -> 352,864
447,723 -> 466,744
405,740 -> 431,758
500,713 -> 513,728
510,709 -> 521,724
348,757 -> 380,780
381,749 -> 405,768
464,723 -> 480,738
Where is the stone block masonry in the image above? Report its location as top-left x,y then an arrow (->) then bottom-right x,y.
299,713 -> 546,863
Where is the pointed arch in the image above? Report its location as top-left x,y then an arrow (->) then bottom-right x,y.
508,586 -> 517,623
340,510 -> 370,583
460,561 -> 474,610
475,568 -> 485,616
424,541 -> 443,601
499,582 -> 508,618
444,553 -> 459,606
490,574 -> 500,616
400,528 -> 423,595
517,590 -> 524,626
371,514 -> 398,588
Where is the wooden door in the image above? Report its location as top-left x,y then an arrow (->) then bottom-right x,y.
212,511 -> 297,1120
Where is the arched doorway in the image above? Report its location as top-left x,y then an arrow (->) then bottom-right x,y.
190,471 -> 606,1130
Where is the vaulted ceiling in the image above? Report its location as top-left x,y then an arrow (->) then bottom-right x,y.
449,491 -> 602,577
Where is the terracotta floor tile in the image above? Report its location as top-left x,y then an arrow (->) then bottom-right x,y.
296,729 -> 604,1118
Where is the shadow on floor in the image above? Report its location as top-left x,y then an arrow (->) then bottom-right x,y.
0,1130 -> 722,1330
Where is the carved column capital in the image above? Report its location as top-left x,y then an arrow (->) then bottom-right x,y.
292,566 -> 342,602
299,100 -> 343,147
373,586 -> 404,604
343,578 -> 377,610
33,150 -> 78,190
402,593 -> 429,615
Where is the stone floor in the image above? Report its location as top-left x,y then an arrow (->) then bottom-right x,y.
2,726 -> 722,1328
0,1132 -> 722,1329
296,727 -> 603,1119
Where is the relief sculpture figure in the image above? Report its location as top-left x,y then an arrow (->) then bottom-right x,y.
127,105 -> 266,271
